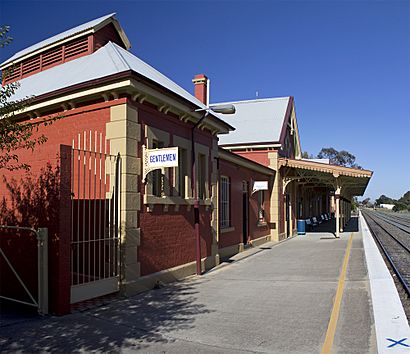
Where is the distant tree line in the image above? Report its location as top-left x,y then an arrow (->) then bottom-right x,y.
360,191 -> 410,212
375,191 -> 410,212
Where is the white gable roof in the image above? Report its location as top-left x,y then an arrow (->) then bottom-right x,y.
213,97 -> 290,145
9,42 -> 210,111
1,13 -> 130,67
7,41 -> 238,134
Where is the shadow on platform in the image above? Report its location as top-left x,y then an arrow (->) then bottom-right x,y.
306,216 -> 359,237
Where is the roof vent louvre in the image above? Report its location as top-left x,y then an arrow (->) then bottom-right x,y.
42,47 -> 63,68
3,66 -> 21,83
65,37 -> 89,59
22,56 -> 41,77
3,36 -> 91,84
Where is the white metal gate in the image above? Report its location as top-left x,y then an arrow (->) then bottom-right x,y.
0,226 -> 48,314
70,132 -> 121,304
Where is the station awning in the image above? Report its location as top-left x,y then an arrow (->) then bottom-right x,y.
279,158 -> 373,197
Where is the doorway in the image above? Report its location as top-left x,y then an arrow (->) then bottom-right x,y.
242,181 -> 249,245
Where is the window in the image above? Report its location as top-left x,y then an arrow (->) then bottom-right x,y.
258,190 -> 265,222
152,140 -> 164,197
220,176 -> 230,228
198,153 -> 206,199
178,148 -> 188,198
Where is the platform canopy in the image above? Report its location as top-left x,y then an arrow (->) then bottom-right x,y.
279,158 -> 373,197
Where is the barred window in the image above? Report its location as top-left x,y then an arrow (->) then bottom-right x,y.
152,140 -> 164,197
258,190 -> 265,222
220,176 -> 230,228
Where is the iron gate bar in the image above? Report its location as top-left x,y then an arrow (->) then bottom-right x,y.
0,226 -> 48,314
70,132 -> 121,303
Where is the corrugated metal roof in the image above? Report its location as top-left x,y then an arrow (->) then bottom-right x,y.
1,13 -> 118,67
212,97 -> 290,145
9,41 -> 210,110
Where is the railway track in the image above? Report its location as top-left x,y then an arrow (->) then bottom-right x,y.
374,210 -> 410,230
361,209 -> 410,297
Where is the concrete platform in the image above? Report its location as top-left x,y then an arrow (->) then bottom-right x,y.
0,215 -> 409,353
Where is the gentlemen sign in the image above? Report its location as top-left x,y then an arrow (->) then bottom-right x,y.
142,145 -> 179,182
252,181 -> 268,194
148,148 -> 178,167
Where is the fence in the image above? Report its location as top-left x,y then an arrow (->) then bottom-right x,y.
70,131 -> 121,304
0,226 -> 48,314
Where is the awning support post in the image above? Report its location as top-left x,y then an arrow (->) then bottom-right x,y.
334,177 -> 342,239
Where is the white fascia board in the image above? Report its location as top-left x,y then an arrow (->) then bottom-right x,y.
15,80 -> 132,115
15,77 -> 231,135
130,79 -> 231,134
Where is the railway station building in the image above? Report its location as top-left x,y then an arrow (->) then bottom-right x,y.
0,13 -> 372,314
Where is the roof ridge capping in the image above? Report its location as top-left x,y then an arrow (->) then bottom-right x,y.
0,13 -> 131,68
211,96 -> 290,106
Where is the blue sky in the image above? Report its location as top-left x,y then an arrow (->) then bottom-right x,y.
1,0 -> 409,201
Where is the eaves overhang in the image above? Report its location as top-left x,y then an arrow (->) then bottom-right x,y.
7,69 -> 234,135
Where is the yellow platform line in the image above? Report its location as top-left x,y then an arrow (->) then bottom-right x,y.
321,233 -> 354,354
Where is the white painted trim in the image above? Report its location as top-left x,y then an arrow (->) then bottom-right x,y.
360,212 -> 410,353
16,80 -> 132,115
70,277 -> 119,304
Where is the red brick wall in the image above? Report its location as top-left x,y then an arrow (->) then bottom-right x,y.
135,102 -> 215,276
219,158 -> 271,249
0,101 -> 114,314
139,206 -> 211,275
233,150 -> 270,167
0,102 -> 113,188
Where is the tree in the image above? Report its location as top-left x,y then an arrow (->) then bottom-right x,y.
317,147 -> 362,168
395,191 -> 410,212
0,26 -> 50,171
301,151 -> 314,159
393,202 -> 408,212
398,191 -> 410,205
351,196 -> 359,211
360,197 -> 371,206
375,194 -> 395,206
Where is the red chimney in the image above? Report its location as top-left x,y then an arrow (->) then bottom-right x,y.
192,74 -> 208,105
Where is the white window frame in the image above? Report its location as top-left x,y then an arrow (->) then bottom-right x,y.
258,190 -> 265,223
195,143 -> 209,201
173,135 -> 191,199
220,176 -> 230,229
145,126 -> 170,197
